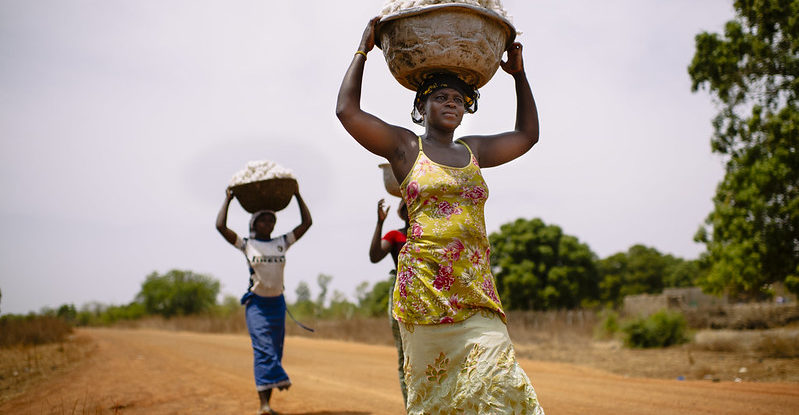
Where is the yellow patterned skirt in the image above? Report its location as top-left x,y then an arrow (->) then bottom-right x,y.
399,311 -> 545,415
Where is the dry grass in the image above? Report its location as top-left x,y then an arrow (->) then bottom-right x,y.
114,311 -> 398,346
506,309 -> 598,345
509,313 -> 799,382
0,333 -> 96,406
108,308 -> 798,382
694,327 -> 799,357
5,306 -> 795,403
0,315 -> 73,347
682,303 -> 799,329
115,313 -> 248,333
285,316 -> 396,345
41,396 -> 133,415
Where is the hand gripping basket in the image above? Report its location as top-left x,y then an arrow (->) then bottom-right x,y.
375,3 -> 516,91
230,178 -> 298,213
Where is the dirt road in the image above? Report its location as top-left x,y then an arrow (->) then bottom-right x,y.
2,328 -> 797,414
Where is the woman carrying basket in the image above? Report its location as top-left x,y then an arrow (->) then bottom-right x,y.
336,17 -> 545,414
216,186 -> 312,415
368,198 -> 411,405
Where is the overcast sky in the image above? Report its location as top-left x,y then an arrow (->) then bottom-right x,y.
0,0 -> 734,315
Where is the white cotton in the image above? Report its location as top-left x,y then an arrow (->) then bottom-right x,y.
229,160 -> 296,187
379,0 -> 511,20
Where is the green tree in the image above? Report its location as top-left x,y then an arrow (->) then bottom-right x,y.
357,275 -> 394,317
327,290 -> 357,319
56,303 -> 78,324
355,281 -> 370,305
135,269 -> 220,317
597,245 -> 701,306
295,281 -> 312,303
663,258 -> 704,288
488,218 -> 599,310
689,0 -> 799,298
291,281 -> 316,318
316,273 -> 333,308
216,294 -> 241,318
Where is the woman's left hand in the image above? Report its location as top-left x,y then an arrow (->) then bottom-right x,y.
500,42 -> 524,75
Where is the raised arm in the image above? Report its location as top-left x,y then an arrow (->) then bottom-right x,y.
290,187 -> 312,241
335,17 -> 412,161
463,42 -> 539,168
369,199 -> 392,263
215,188 -> 239,246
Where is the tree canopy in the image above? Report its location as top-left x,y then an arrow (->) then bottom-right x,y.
597,245 -> 701,306
488,218 -> 599,310
689,0 -> 799,297
135,269 -> 220,317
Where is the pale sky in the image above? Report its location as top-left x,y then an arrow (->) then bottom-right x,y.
0,0 -> 733,315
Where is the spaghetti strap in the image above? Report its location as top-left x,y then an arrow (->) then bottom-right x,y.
398,137 -> 424,189
456,139 -> 475,158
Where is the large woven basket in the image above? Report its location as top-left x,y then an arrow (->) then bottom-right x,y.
230,178 -> 297,213
379,163 -> 402,197
375,4 -> 516,91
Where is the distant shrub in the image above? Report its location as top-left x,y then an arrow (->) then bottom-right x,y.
357,275 -> 393,318
214,295 -> 241,318
74,302 -> 146,326
595,309 -> 620,339
622,309 -> 688,348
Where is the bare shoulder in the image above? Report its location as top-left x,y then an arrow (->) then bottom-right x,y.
386,128 -> 422,183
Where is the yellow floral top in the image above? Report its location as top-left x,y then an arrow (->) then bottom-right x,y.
392,137 -> 506,325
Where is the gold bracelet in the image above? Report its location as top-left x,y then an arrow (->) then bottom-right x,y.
355,50 -> 368,60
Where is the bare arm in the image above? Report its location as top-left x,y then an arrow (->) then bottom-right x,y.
215,188 -> 239,246
290,187 -> 312,241
463,42 -> 539,168
369,199 -> 391,263
335,17 -> 415,164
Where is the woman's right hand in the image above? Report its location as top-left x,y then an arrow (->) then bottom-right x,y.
500,42 -> 525,75
358,16 -> 381,54
377,198 -> 389,223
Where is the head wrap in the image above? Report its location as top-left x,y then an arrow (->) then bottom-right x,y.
249,209 -> 276,238
412,73 -> 479,125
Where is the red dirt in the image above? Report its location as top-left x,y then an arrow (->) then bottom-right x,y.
2,328 -> 797,414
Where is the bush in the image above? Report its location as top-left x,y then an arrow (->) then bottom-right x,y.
74,302 -> 147,326
357,275 -> 394,317
594,309 -> 619,339
622,309 -> 689,348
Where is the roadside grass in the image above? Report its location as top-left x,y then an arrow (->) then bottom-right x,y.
0,314 -> 73,347
0,333 -> 95,406
47,396 -> 130,415
111,309 -> 603,348
116,311 -> 398,346
115,313 -> 248,334
693,327 -> 799,357
3,304 -> 797,397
